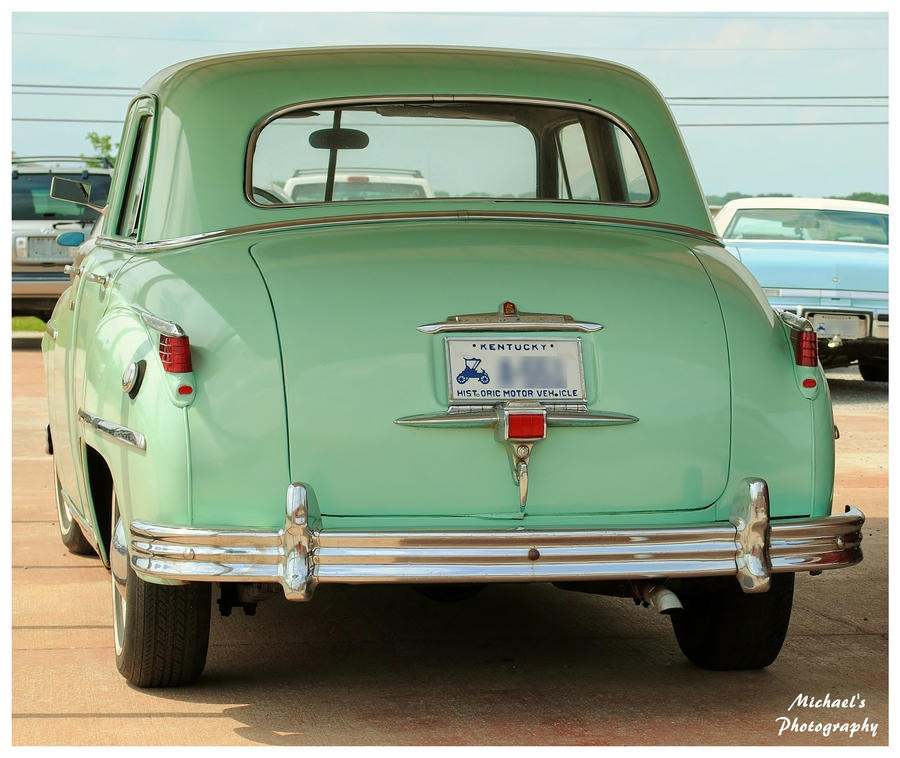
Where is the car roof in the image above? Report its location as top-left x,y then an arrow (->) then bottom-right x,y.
133,45 -> 715,241
718,197 -> 888,214
714,196 -> 888,237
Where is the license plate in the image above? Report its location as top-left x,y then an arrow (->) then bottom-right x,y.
25,236 -> 69,261
446,337 -> 586,404
809,314 -> 866,339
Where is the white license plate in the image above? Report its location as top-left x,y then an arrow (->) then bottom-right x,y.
446,337 -> 586,404
809,314 -> 866,339
26,236 -> 69,261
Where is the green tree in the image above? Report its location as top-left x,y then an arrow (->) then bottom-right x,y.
82,132 -> 118,168
829,192 -> 888,205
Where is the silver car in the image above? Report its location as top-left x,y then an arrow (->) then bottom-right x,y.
12,157 -> 112,320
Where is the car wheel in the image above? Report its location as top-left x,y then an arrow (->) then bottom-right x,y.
858,361 -> 888,383
54,469 -> 95,556
111,491 -> 211,687
670,573 -> 794,670
413,583 -> 486,602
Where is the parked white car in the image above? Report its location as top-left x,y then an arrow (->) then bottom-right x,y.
282,169 -> 434,203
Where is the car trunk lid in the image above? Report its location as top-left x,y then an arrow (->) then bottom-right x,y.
250,218 -> 731,519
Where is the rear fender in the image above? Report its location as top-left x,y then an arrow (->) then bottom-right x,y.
78,305 -> 191,563
693,244 -> 834,520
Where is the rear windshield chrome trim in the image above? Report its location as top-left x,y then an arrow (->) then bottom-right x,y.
96,211 -> 719,254
244,94 -> 660,209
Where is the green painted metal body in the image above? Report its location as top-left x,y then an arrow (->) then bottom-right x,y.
41,47 -> 834,562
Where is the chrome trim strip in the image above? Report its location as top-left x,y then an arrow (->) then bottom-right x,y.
394,408 -> 638,428
778,310 -> 813,332
138,310 -> 186,338
418,316 -> 603,334
77,409 -> 147,451
245,94 -> 660,209
45,323 -> 58,341
127,483 -> 864,601
95,210 -> 719,254
60,487 -> 97,545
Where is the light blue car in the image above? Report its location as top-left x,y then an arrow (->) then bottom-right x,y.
715,197 -> 888,381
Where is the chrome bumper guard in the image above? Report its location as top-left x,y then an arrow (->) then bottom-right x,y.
129,480 -> 864,601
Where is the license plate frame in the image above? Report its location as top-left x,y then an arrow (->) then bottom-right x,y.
445,336 -> 587,405
24,236 -> 69,262
808,313 -> 867,339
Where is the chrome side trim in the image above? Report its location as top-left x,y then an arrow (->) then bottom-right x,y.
138,310 -> 186,338
77,409 -> 147,451
395,408 -> 638,428
127,483 -> 864,601
94,211 -> 719,254
45,323 -> 58,341
59,486 -> 98,547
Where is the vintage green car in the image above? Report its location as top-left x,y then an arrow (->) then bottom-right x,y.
42,46 -> 864,687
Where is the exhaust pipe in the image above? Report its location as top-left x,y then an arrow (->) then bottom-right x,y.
634,583 -> 683,614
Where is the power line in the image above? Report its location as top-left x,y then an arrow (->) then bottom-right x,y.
12,83 -> 138,90
679,121 -> 887,127
12,84 -> 888,101
13,92 -> 136,98
13,118 -> 126,124
670,103 -> 887,108
668,95 -> 887,100
12,116 -> 888,127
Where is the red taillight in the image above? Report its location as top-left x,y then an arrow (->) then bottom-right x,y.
159,334 -> 192,373
508,413 -> 546,439
791,328 -> 818,367
802,378 -> 817,388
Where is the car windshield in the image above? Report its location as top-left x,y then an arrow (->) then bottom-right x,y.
250,100 -> 652,205
12,171 -> 111,222
724,208 -> 889,245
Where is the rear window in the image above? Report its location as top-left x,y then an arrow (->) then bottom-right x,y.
724,208 -> 889,245
249,99 -> 653,206
12,171 -> 111,222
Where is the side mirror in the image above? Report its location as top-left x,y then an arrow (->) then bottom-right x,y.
50,176 -> 105,213
57,231 -> 86,247
309,128 -> 369,150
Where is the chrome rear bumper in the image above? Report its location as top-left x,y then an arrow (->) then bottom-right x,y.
129,480 -> 864,601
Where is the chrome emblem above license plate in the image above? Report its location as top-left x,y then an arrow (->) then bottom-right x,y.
445,337 -> 586,405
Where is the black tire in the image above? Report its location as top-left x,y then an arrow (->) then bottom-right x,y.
112,493 -> 211,687
671,574 -> 794,670
54,469 -> 95,556
413,583 -> 486,602
858,361 -> 888,383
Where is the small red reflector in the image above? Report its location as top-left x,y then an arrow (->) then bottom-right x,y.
502,301 -> 517,315
178,385 -> 194,395
802,378 -> 817,388
159,334 -> 192,373
346,176 -> 369,183
508,413 -> 545,439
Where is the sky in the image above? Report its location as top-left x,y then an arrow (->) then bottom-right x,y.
8,5 -> 891,199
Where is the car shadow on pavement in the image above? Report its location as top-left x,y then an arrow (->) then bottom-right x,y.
143,571 -> 888,746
